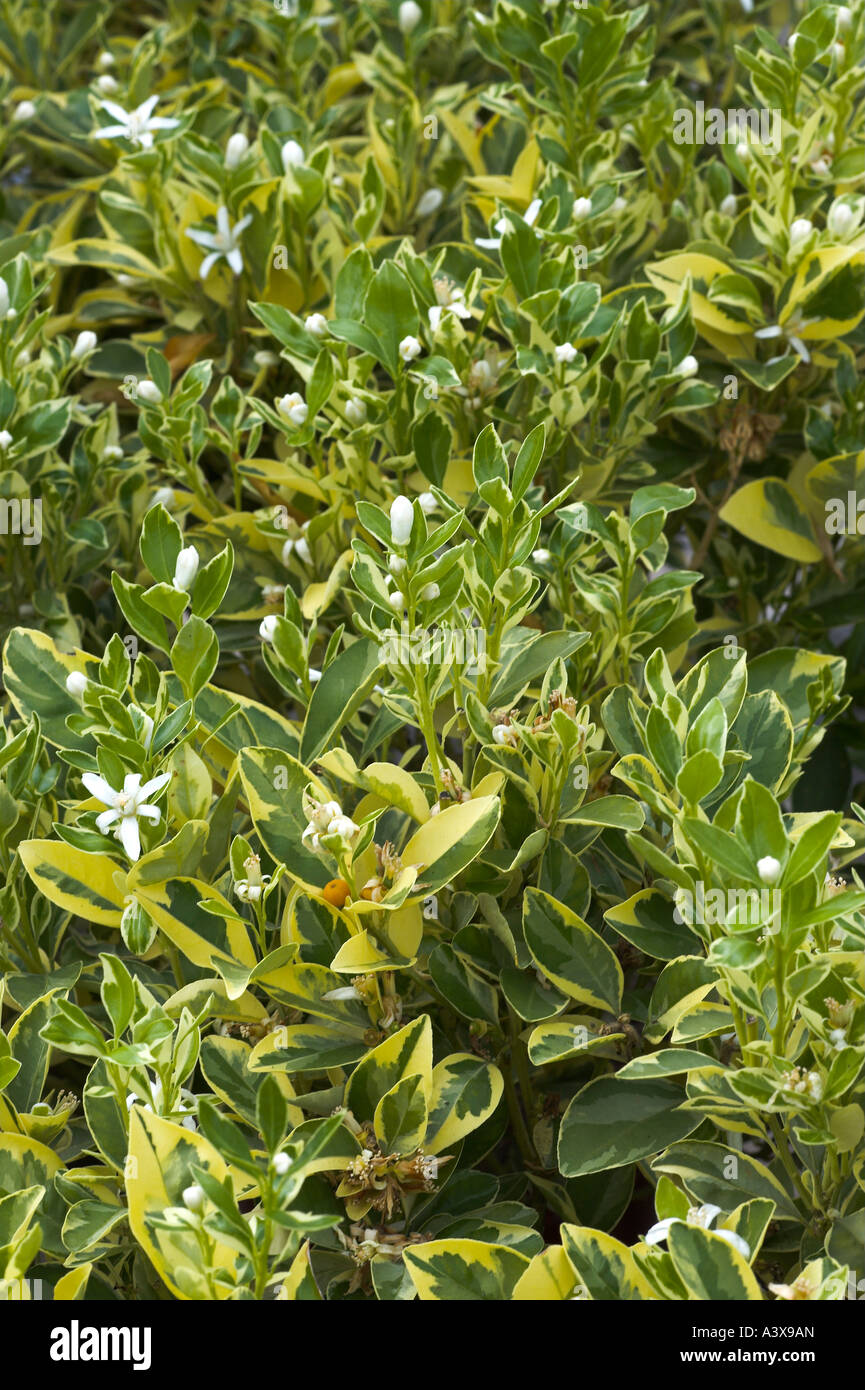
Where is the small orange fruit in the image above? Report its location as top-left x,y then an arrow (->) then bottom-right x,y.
322,877 -> 351,908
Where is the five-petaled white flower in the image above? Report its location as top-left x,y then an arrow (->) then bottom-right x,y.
82,770 -> 171,861
94,96 -> 180,148
644,1204 -> 751,1259
755,309 -> 817,365
186,205 -> 252,279
476,197 -> 542,250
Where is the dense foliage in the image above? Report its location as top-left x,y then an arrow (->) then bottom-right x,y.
0,0 -> 862,1303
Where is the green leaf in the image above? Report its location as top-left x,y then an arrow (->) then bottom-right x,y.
523,887 -> 622,1013
558,1077 -> 701,1178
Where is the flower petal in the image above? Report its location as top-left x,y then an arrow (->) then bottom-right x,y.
117,815 -> 142,861
81,772 -> 118,806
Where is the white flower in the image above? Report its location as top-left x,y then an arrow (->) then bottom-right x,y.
65,671 -> 88,698
398,1 -> 422,33
720,194 -> 738,216
136,379 -> 162,404
554,342 -> 578,364
304,312 -> 328,336
153,486 -> 176,509
388,554 -> 407,574
328,814 -> 359,843
420,582 -> 440,601
0,430 -> 12,451
182,1184 -> 205,1212
81,770 -> 171,861
259,615 -> 279,643
388,591 -> 405,610
789,217 -> 813,248
532,548 -> 551,564
644,1204 -> 750,1259
97,50 -> 115,69
309,667 -> 322,682
345,397 -> 367,425
735,141 -> 750,160
282,536 -> 311,565
273,1152 -> 291,1176
675,355 -> 699,377
281,139 -> 305,171
309,800 -> 343,832
417,187 -> 444,217
828,201 -> 856,237
836,5 -> 852,30
757,855 -> 782,885
829,1027 -> 847,1049
71,330 -> 98,360
276,391 -> 308,427
172,545 -> 199,592
806,1071 -> 823,1102
492,723 -> 518,747
116,273 -> 135,287
417,491 -> 437,514
399,335 -> 422,362
253,349 -> 279,367
611,196 -> 627,214
390,495 -> 414,547
13,100 -> 37,121
476,196 -> 541,250
96,75 -> 119,95
223,132 -> 249,170
186,205 -> 252,279
428,289 -> 471,333
812,157 -> 830,176
755,309 -> 816,365
573,196 -> 592,218
94,96 -> 180,148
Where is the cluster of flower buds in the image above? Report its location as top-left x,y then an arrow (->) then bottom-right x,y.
301,796 -> 359,852
780,1067 -> 823,1102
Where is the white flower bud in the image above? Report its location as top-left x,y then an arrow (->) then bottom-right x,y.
735,141 -> 750,160
836,5 -> 852,30
136,379 -> 162,404
304,312 -> 328,336
417,187 -> 444,217
789,217 -> 813,246
71,330 -> 98,360
399,1 -> 422,33
420,582 -> 440,601
390,495 -> 414,548
276,391 -> 308,427
388,554 -> 407,574
573,196 -> 592,218
225,132 -> 250,168
182,1184 -> 205,1212
96,74 -> 119,95
828,201 -> 855,237
13,100 -> 36,121
0,429 -> 13,451
417,491 -> 437,514
757,855 -> 782,885
102,445 -> 123,461
492,723 -> 517,746
398,335 -> 422,362
294,537 -> 312,565
388,591 -> 405,610
281,139 -> 305,171
273,1152 -> 290,1175
153,486 -> 176,509
345,397 -> 367,425
532,548 -> 551,564
554,342 -> 578,363
720,194 -> 738,216
259,614 -> 279,643
611,196 -> 627,214
172,544 -> 200,592
253,349 -> 279,367
97,50 -> 115,69
676,355 -> 698,377
65,671 -> 88,697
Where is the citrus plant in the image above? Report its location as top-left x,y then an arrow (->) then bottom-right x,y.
0,0 -> 862,1304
